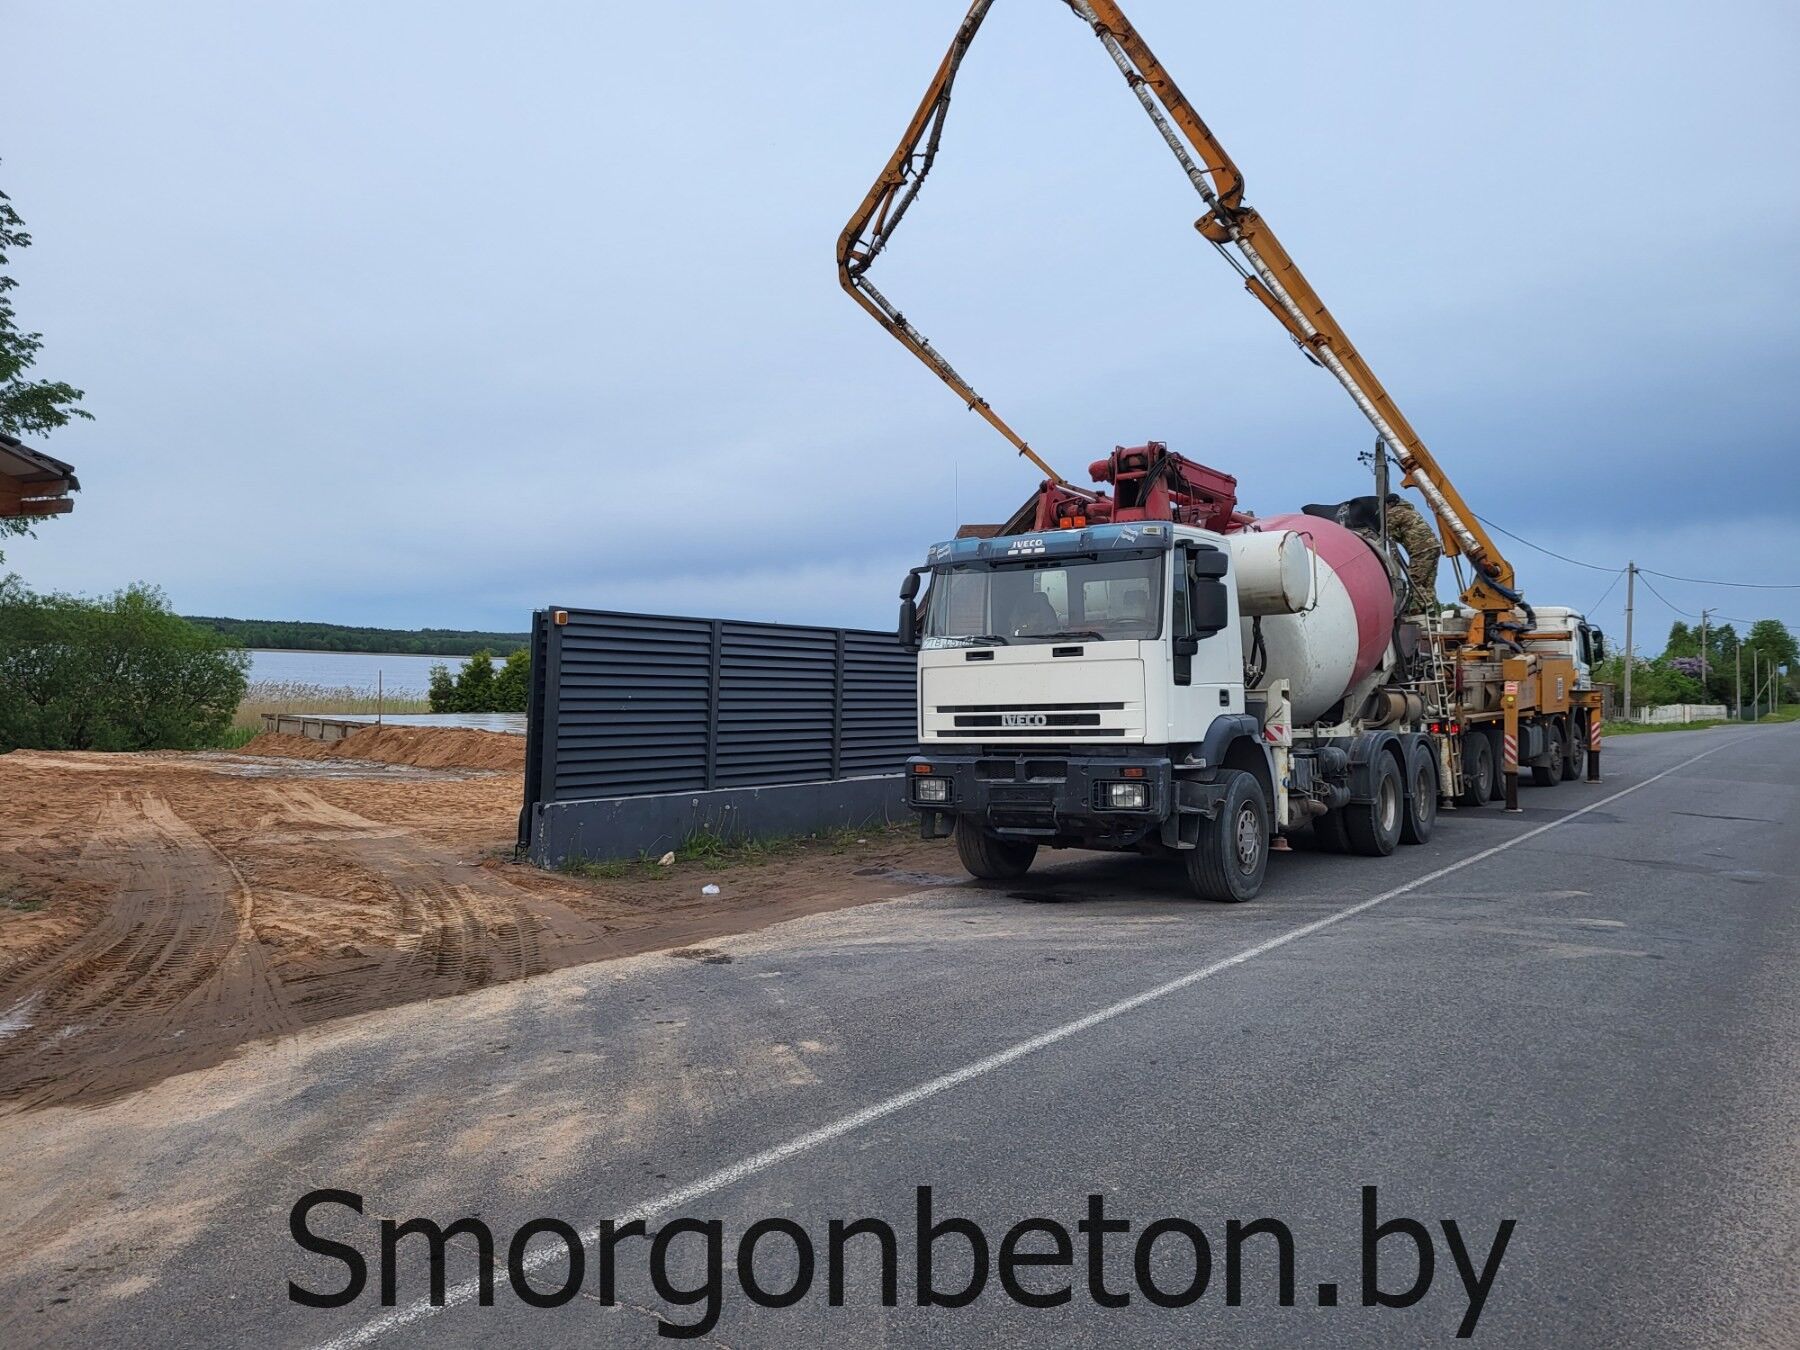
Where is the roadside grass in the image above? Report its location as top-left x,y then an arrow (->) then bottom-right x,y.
555,823 -> 910,883
206,726 -> 263,751
1605,705 -> 1799,736
231,679 -> 432,731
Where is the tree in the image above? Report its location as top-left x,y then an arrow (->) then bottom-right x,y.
455,650 -> 496,712
0,580 -> 248,751
492,647 -> 531,713
0,170 -> 89,441
427,662 -> 458,713
1593,653 -> 1705,709
2,167 -> 90,561
426,647 -> 531,714
1745,620 -> 1797,705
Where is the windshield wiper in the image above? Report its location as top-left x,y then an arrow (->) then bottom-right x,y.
1033,629 -> 1106,642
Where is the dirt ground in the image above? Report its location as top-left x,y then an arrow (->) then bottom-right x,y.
0,734 -> 958,1114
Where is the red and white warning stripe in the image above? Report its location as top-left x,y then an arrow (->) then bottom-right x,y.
1503,733 -> 1519,769
1589,718 -> 1602,751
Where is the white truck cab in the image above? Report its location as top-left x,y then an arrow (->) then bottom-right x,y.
1523,606 -> 1606,690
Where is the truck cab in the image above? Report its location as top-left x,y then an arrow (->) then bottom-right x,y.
1523,606 -> 1606,689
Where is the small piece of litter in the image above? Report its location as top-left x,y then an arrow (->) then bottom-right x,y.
701,884 -> 721,896
658,852 -> 676,866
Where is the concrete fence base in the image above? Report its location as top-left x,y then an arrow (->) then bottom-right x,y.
527,774 -> 911,867
1633,703 -> 1728,725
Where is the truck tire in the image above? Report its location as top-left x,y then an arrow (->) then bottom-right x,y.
1565,715 -> 1587,781
1399,747 -> 1439,845
953,820 -> 1037,880
1459,734 -> 1493,808
1344,752 -> 1404,857
1185,769 -> 1268,903
1487,728 -> 1507,801
1532,727 -> 1566,787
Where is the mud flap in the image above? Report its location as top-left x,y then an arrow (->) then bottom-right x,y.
1160,778 -> 1231,850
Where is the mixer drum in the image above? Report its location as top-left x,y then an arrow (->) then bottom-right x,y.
1243,513 -> 1398,724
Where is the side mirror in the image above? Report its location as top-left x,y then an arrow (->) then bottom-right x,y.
898,598 -> 919,651
900,571 -> 922,601
1189,578 -> 1229,638
1189,550 -> 1229,579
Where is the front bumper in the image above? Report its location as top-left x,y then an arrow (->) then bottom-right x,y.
904,751 -> 1173,842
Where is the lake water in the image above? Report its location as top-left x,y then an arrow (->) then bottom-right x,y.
245,650 -> 462,697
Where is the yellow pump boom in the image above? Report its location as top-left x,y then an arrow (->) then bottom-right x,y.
838,0 -> 1529,624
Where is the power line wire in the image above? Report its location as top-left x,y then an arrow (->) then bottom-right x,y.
1471,513 -> 1616,572
1587,567 -> 1626,615
1636,572 -> 1698,618
1636,573 -> 1759,629
1470,512 -> 1800,593
1639,568 -> 1800,590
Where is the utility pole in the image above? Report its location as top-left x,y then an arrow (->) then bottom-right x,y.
1752,647 -> 1759,720
1622,562 -> 1636,720
1736,640 -> 1742,719
1699,608 -> 1713,692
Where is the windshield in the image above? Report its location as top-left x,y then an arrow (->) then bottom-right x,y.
922,555 -> 1164,645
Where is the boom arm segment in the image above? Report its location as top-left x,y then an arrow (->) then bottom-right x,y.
835,1 -> 1066,484
838,0 -> 1525,616
1071,0 -> 1520,613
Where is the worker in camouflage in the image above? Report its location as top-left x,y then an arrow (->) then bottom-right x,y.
1385,493 -> 1441,616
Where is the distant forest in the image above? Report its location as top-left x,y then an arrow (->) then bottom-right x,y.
183,616 -> 529,656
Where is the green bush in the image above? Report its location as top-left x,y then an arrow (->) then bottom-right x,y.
428,647 -> 531,714
0,578 -> 249,751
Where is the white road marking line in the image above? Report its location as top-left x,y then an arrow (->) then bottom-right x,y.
317,736 -> 1742,1348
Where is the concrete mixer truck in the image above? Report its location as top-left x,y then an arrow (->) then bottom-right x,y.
895,443 -> 1446,901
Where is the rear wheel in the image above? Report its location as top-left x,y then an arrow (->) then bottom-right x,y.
1186,769 -> 1268,903
1399,749 -> 1439,845
1459,734 -> 1493,808
954,820 -> 1037,879
1487,729 -> 1507,801
1345,752 -> 1404,857
1532,727 -> 1566,787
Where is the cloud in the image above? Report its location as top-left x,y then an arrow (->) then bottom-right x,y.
7,0 -> 1798,637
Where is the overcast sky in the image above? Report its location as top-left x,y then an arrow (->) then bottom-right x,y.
10,0 -> 1800,646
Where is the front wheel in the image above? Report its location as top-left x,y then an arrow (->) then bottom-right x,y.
954,820 -> 1037,880
1186,769 -> 1269,903
1399,748 -> 1439,845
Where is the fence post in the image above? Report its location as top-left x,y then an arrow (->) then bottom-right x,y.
537,610 -> 563,814
831,630 -> 846,781
705,619 -> 723,791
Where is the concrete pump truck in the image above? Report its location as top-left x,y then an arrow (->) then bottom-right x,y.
838,0 -> 1606,901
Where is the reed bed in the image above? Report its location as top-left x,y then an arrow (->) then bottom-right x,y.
231,680 -> 432,730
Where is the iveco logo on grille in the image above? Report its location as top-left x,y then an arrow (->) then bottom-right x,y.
1000,713 -> 1050,728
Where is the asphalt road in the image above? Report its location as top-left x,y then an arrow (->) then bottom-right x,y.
5,727 -> 1796,1347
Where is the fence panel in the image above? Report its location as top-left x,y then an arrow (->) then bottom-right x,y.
520,605 -> 917,850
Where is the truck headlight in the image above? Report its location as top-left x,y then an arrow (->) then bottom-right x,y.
1104,781 -> 1148,809
914,777 -> 950,804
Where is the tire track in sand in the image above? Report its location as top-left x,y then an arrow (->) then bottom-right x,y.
0,791 -> 296,1115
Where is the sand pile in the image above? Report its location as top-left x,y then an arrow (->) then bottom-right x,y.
242,725 -> 525,772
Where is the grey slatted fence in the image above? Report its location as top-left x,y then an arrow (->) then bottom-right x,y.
519,607 -> 917,853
